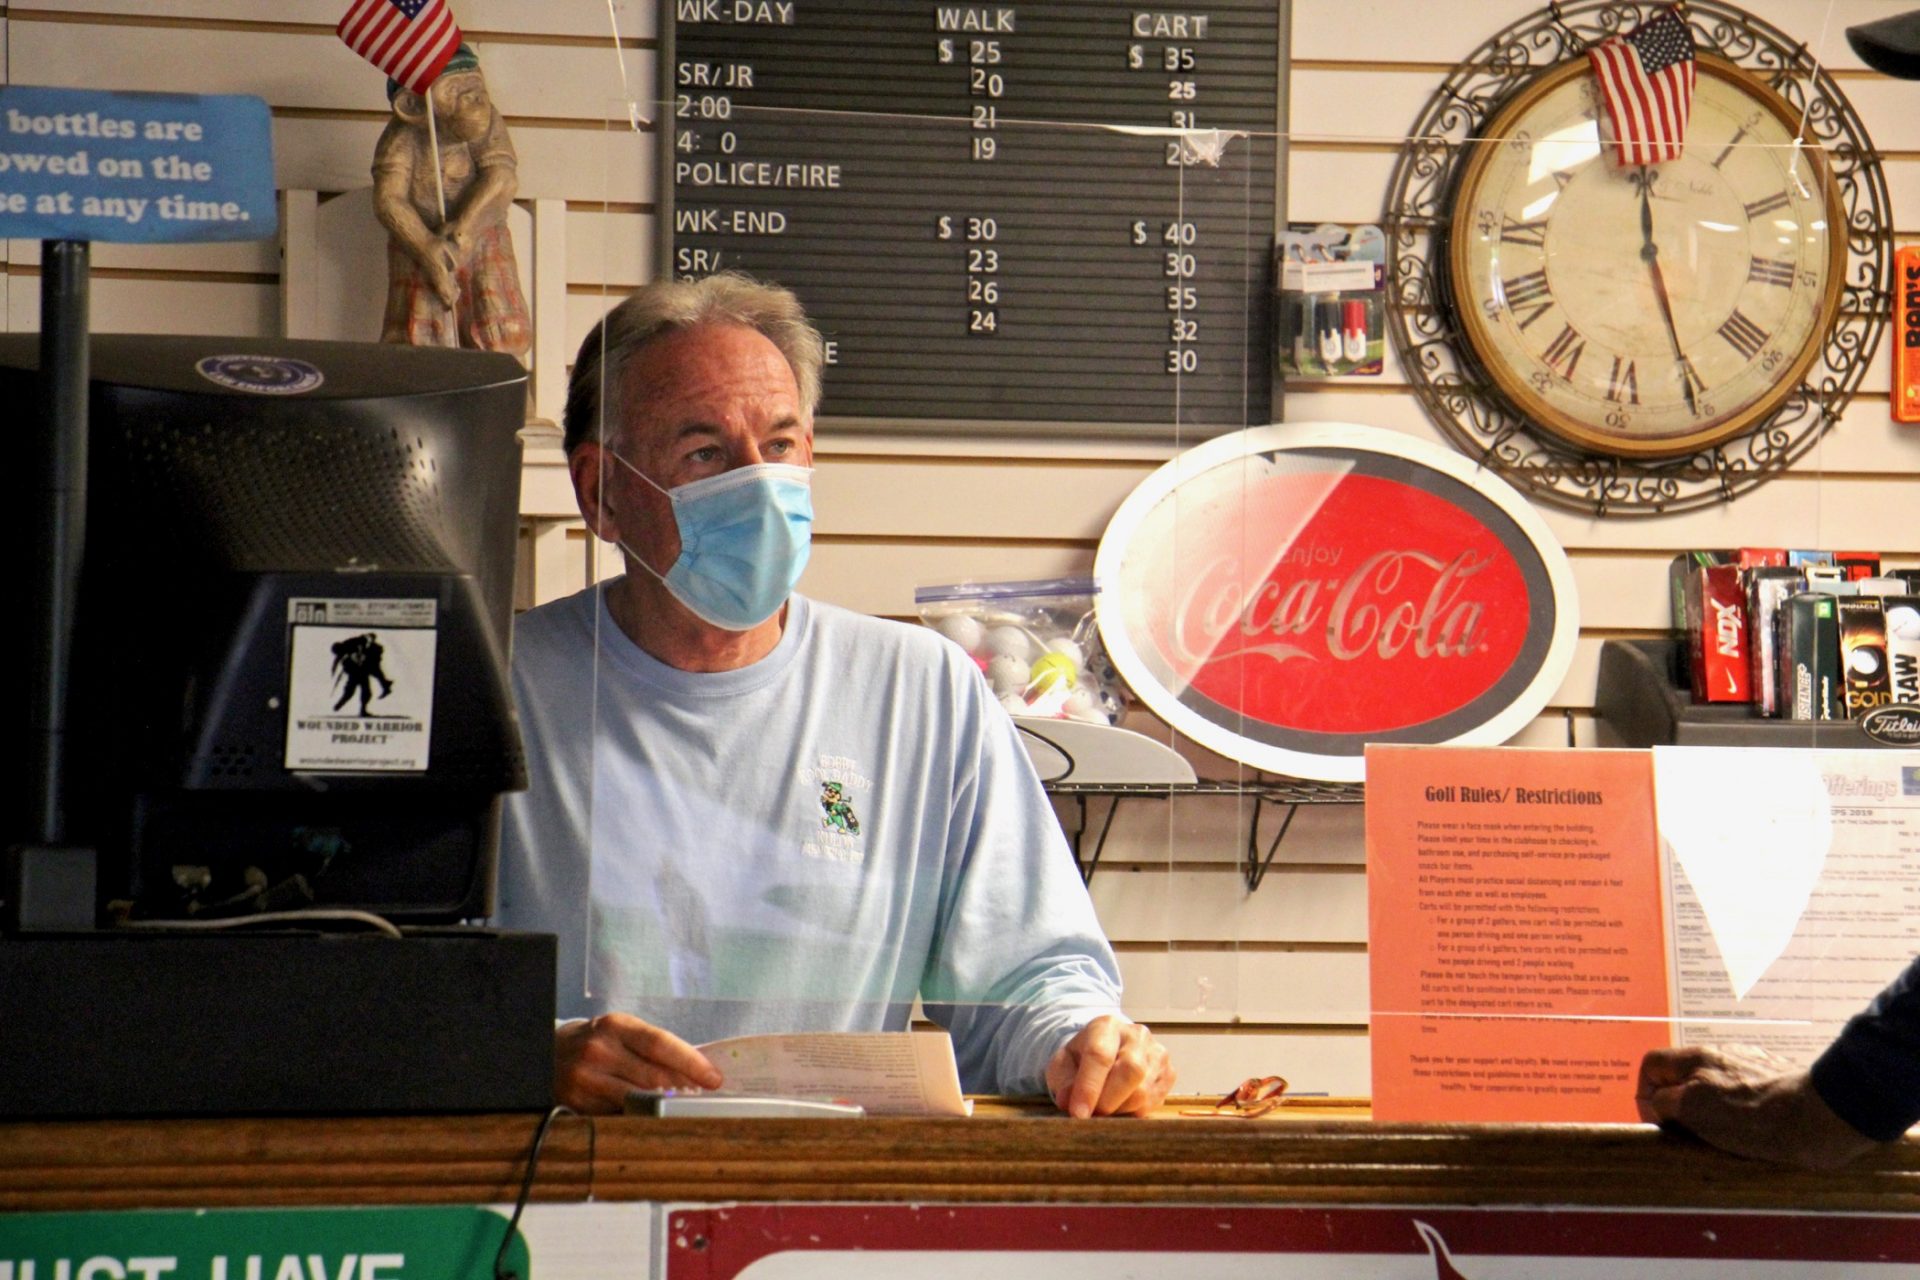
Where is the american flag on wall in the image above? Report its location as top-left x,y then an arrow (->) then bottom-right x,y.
338,0 -> 463,96
1588,6 -> 1697,167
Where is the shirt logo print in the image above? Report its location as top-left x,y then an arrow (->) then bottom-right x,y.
819,780 -> 862,834
802,755 -> 871,864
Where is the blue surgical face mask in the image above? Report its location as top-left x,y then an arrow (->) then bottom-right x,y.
611,453 -> 814,631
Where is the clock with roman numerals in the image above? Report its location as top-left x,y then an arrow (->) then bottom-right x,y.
1448,54 -> 1844,459
1383,1 -> 1890,515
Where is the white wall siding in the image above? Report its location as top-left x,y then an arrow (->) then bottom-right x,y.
9,1 -> 1912,1098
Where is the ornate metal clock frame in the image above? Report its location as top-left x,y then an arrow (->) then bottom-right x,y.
1382,0 -> 1891,516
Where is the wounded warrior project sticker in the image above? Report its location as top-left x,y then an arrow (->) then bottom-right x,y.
196,353 -> 325,395
284,598 -> 437,772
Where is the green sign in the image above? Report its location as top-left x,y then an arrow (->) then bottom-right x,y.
0,1206 -> 528,1280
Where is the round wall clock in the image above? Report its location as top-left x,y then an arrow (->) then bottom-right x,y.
1450,55 -> 1845,459
1384,1 -> 1890,515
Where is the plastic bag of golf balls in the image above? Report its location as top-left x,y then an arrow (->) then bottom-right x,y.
914,577 -> 1125,725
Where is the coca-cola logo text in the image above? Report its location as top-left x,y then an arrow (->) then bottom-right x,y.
1171,549 -> 1493,670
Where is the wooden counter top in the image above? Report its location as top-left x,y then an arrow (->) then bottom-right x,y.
4,1105 -> 1920,1214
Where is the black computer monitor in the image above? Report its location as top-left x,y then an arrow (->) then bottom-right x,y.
3,334 -> 528,925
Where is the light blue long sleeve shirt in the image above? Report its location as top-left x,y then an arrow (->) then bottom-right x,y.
492,585 -> 1123,1095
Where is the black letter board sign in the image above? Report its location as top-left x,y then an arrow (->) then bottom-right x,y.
658,1 -> 1280,436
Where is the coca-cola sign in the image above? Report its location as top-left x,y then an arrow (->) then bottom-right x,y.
1094,424 -> 1579,781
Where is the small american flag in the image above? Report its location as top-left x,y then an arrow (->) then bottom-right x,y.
1588,7 -> 1697,167
338,0 -> 463,96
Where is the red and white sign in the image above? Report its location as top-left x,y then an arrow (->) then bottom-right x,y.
662,1203 -> 1920,1277
1094,424 -> 1578,781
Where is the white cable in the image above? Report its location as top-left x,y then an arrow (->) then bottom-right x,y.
117,908 -> 404,939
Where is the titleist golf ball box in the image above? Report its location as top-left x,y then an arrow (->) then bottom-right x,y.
1882,597 -> 1920,707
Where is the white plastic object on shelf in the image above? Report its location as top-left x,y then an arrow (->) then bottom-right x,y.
1012,717 -> 1198,787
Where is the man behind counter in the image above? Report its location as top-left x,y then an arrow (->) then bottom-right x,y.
493,271 -> 1173,1117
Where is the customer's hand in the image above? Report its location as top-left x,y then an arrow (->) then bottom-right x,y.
1636,1044 -> 1875,1170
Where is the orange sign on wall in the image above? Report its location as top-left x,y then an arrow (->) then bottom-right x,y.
1898,245 -> 1920,424
1365,745 -> 1670,1123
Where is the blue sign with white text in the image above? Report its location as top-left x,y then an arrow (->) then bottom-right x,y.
0,85 -> 275,243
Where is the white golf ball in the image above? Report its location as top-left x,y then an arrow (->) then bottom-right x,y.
985,625 -> 1036,662
1046,637 -> 1085,667
998,692 -> 1030,715
1063,686 -> 1106,723
986,654 -> 1031,695
935,613 -> 986,653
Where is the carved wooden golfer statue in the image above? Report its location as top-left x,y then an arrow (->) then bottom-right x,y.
372,44 -> 531,356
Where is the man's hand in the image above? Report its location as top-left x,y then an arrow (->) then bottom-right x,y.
553,1013 -> 724,1114
1636,1044 -> 1876,1170
1045,1016 -> 1175,1117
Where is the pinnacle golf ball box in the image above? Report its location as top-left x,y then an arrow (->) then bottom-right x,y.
1781,592 -> 1842,722
1748,567 -> 1805,718
1840,598 -> 1894,718
1686,565 -> 1751,703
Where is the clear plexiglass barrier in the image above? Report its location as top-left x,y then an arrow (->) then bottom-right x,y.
487,0 -> 1920,1129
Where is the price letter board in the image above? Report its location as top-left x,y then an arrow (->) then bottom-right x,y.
660,1 -> 1280,436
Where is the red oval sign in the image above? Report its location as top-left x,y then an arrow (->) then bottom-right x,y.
1095,424 -> 1579,781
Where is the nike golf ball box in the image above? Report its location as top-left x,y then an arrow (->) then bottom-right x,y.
1685,565 -> 1752,704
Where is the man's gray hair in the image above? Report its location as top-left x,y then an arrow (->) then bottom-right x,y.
562,271 -> 825,452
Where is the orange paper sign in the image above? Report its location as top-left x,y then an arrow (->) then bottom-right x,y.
1898,246 -> 1920,424
1366,745 -> 1670,1122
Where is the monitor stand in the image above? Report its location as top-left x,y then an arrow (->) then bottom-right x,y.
0,927 -> 555,1117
